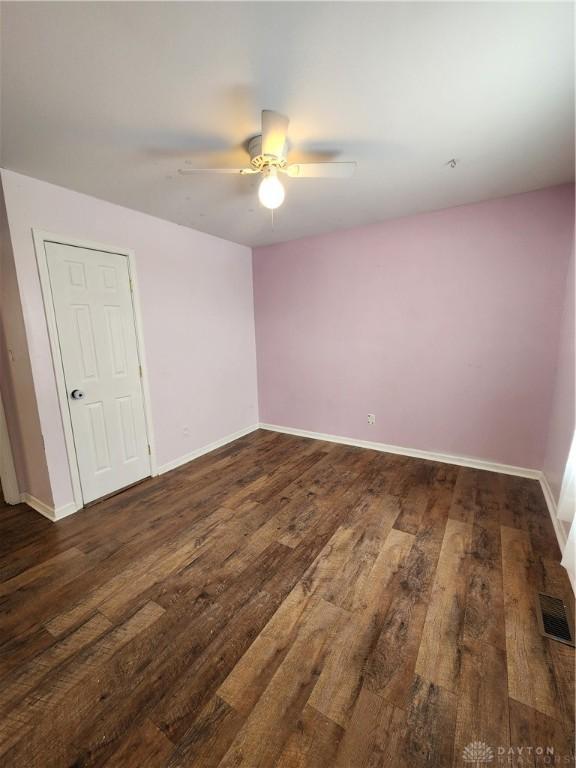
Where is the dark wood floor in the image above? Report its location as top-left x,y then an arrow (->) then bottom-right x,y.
0,429 -> 573,767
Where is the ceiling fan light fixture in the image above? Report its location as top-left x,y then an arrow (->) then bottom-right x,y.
177,111 -> 356,213
258,167 -> 285,210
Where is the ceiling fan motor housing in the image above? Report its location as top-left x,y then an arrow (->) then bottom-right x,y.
248,134 -> 288,171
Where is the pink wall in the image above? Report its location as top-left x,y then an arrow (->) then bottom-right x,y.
1,169 -> 258,509
254,185 -> 575,470
543,244 -> 575,502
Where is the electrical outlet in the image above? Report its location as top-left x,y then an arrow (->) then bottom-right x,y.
183,426 -> 191,437
367,414 -> 376,425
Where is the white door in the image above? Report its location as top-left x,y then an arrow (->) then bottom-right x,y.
45,243 -> 151,504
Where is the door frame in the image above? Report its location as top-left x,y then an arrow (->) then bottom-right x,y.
33,229 -> 157,512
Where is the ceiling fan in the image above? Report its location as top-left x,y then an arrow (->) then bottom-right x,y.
178,110 -> 356,210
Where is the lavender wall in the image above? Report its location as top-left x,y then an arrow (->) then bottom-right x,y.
0,180 -> 53,504
2,169 -> 258,509
254,185 -> 575,470
3,169 -> 573,513
543,245 -> 575,502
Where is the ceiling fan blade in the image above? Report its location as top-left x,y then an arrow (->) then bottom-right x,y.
285,162 -> 357,179
178,168 -> 254,175
261,110 -> 289,157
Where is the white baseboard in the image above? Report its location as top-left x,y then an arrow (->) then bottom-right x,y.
259,422 -> 541,479
14,421 -> 571,587
538,474 -> 568,553
21,493 -> 78,522
18,424 -> 260,521
542,474 -> 576,594
260,422 -> 572,578
156,424 -> 260,475
539,478 -> 574,596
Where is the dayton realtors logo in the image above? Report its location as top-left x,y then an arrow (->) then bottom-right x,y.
461,742 -> 572,766
462,742 -> 494,764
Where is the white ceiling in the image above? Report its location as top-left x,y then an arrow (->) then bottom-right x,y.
1,2 -> 573,247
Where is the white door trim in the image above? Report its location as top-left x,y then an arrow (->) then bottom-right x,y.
32,229 -> 157,513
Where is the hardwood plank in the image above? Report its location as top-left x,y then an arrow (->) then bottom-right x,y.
0,547 -> 90,640
270,463 -> 360,549
106,719 -> 174,767
2,498 -> 232,643
333,687 -> 407,768
463,521 -> 506,649
0,602 -> 165,761
448,468 -> 483,524
317,442 -> 380,476
501,525 -> 569,723
169,541 -> 324,746
220,441 -> 329,509
130,535 -> 323,748
218,585 -> 320,716
500,476 -> 560,557
313,481 -> 404,611
151,588 -> 281,744
151,508 -> 278,612
275,705 -> 344,768
45,506 -> 237,635
147,543 -> 298,743
524,553 -> 575,729
471,469 -> 503,529
547,641 -> 575,731
0,431 -> 571,768
0,505 -> 52,556
452,641 -> 509,767
144,532 -> 335,751
399,675 -> 458,768
0,612 -> 113,715
0,624 -> 55,681
217,599 -> 347,768
364,591 -> 429,709
98,502 -> 280,623
415,518 -> 473,691
364,469 -> 454,707
308,529 -> 414,727
98,513 -> 240,622
393,459 -> 437,535
449,467 -> 503,534
165,695 -> 244,768
508,697 -> 575,767
2,545 -> 287,768
6,433 -> 260,557
0,540 -> 81,585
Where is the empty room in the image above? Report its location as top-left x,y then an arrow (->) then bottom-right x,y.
0,2 -> 574,766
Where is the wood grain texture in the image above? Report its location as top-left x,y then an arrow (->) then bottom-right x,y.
508,697 -> 575,768
452,641 -> 510,766
276,705 -> 344,768
218,598 -> 346,768
0,430 -> 572,767
333,687 -> 406,768
501,525 -> 568,722
400,674 -> 458,767
415,517 -> 473,691
308,529 -> 414,727
106,719 -> 174,767
463,521 -> 506,650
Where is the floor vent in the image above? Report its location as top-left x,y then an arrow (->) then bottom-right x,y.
537,593 -> 575,647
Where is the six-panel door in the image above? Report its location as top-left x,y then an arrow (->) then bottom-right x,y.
46,242 -> 151,504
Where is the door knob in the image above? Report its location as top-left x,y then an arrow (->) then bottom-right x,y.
70,389 -> 86,400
